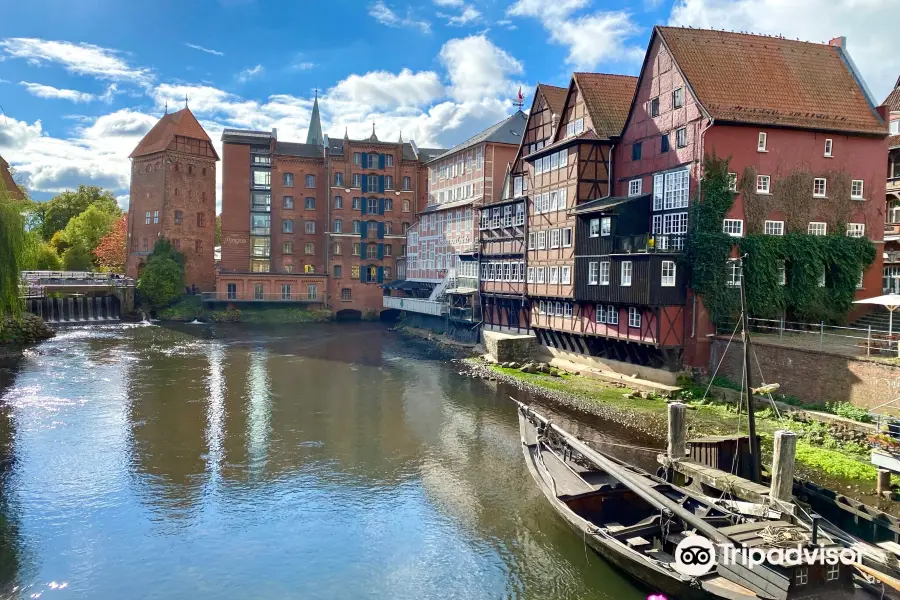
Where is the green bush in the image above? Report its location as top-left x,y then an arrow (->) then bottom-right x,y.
827,402 -> 873,424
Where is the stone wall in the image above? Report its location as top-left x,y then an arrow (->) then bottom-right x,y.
483,330 -> 536,363
710,337 -> 900,414
535,345 -> 680,385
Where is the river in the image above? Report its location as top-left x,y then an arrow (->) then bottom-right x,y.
0,323 -> 657,600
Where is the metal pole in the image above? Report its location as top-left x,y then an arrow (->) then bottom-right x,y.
820,321 -> 824,350
868,324 -> 872,358
780,315 -> 784,339
739,259 -> 761,484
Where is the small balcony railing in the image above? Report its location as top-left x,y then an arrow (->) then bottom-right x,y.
383,296 -> 446,316
887,176 -> 900,193
251,204 -> 271,213
614,233 -> 686,254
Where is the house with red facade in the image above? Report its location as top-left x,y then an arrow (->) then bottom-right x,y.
882,78 -> 900,293
607,27 -> 889,369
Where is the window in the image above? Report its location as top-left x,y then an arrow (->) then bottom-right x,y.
504,205 -> 513,227
367,244 -> 377,259
628,179 -> 642,197
825,564 -> 839,582
305,197 -> 316,209
403,199 -> 410,212
595,304 -> 606,323
621,261 -> 632,286
660,134 -> 669,153
330,264 -> 341,278
757,132 -> 767,152
515,203 -> 525,226
174,210 -> 182,225
352,197 -> 361,210
723,219 -> 744,237
764,220 -> 784,236
650,97 -> 660,117
632,142 -> 642,161
892,120 -> 900,134
307,285 -> 318,300
341,287 -> 352,300
283,241 -> 293,254
601,217 -> 612,236
283,219 -> 294,233
305,221 -> 315,234
367,198 -> 378,213
727,173 -> 738,191
196,212 -> 205,228
808,222 -> 827,235
588,262 -> 599,285
195,240 -> 203,254
334,196 -> 343,209
153,210 -> 159,224
384,222 -> 392,235
628,307 -> 641,328
549,266 -> 559,284
726,259 -> 741,287
284,196 -> 294,209
574,118 -> 584,134
536,267 -> 545,284
851,180 -> 864,199
384,266 -> 392,280
283,173 -> 294,187
367,175 -> 378,190
563,228 -> 573,247
550,229 -> 561,248
599,261 -> 610,285
607,305 -> 618,325
662,170 -> 690,210
402,176 -> 411,190
334,172 -> 344,187
661,261 -> 676,287
824,138 -> 833,157
384,244 -> 392,256
756,175 -> 771,194
673,87 -> 684,109
334,242 -> 342,255
353,153 -> 362,166
385,154 -> 393,167
252,192 -> 271,210
847,223 -> 865,237
279,284 -> 292,300
528,232 -> 536,250
537,231 -> 546,249
385,175 -> 393,190
252,237 -> 270,257
352,243 -> 361,256
254,283 -> 264,300
352,174 -> 362,188
352,220 -> 361,234
675,127 -> 687,148
305,242 -> 314,255
351,265 -> 360,279
813,178 -> 827,198
526,267 -> 535,283
226,283 -> 237,300
777,260 -> 786,285
561,266 -> 571,285
794,567 -> 808,587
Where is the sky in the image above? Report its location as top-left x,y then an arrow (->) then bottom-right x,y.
0,0 -> 898,213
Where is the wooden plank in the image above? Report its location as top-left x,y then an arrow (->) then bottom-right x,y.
720,520 -> 792,536
626,536 -> 650,548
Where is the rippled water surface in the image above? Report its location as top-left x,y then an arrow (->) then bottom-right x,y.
0,323 -> 650,600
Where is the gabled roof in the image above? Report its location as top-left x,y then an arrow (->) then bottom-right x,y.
129,107 -> 218,159
656,26 -> 886,135
571,73 -> 638,140
538,83 -> 567,117
276,141 -> 322,158
883,78 -> 900,113
429,111 -> 527,163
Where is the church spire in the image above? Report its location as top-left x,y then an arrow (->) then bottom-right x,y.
305,91 -> 323,147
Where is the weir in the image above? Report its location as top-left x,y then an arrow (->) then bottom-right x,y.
25,295 -> 121,324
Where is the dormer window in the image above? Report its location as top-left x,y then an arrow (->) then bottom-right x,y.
757,132 -> 767,152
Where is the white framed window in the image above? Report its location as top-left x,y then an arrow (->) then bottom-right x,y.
550,229 -> 561,248
846,223 -> 865,237
825,564 -> 839,582
601,217 -> 612,236
481,211 -> 490,230
561,266 -> 571,285
851,179 -> 864,200
652,214 -> 662,235
590,219 -> 600,237
575,118 -> 584,134
628,307 -> 641,328
607,305 -> 618,325
808,222 -> 827,235
756,175 -> 771,194
563,228 -> 573,247
596,304 -> 606,324
727,172 -> 738,191
621,261 -> 633,286
661,261 -> 676,287
673,87 -> 684,109
588,261 -> 599,285
503,263 -> 511,281
824,138 -> 833,157
723,219 -> 744,237
503,205 -> 513,227
726,259 -> 742,287
813,177 -> 827,198
777,260 -> 786,286
675,127 -> 687,148
536,267 -> 546,284
795,567 -> 808,586
528,232 -> 536,250
549,266 -> 559,284
653,173 -> 664,210
757,132 -> 767,152
526,266 -> 536,283
764,220 -> 784,236
599,261 -> 610,285
554,302 -> 563,317
664,170 -> 690,209
538,300 -> 545,315
564,303 -> 573,317
515,202 -> 525,225
537,231 -> 547,249
629,179 -> 642,197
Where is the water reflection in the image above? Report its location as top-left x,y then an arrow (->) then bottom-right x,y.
0,323 -> 647,600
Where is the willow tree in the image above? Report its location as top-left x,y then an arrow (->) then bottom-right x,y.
0,179 -> 25,318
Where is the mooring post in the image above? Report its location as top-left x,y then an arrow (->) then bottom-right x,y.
877,469 -> 892,497
820,321 -> 825,350
667,402 -> 687,459
868,325 -> 872,358
770,430 -> 797,503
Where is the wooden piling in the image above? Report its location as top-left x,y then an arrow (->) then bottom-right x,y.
770,430 -> 797,503
877,469 -> 892,496
667,402 -> 687,459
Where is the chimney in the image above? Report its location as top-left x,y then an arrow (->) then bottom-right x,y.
271,127 -> 278,140
828,36 -> 846,49
551,113 -> 559,132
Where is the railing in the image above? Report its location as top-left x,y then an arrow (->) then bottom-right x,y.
250,227 -> 271,235
455,276 -> 479,290
383,296 -> 446,316
718,317 -> 900,359
614,233 -> 685,254
251,204 -> 271,212
887,177 -> 900,192
21,271 -> 133,286
428,268 -> 456,301
449,306 -> 477,322
201,292 -> 320,303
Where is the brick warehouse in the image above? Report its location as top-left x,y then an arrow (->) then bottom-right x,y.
125,107 -> 218,291
217,95 -> 444,315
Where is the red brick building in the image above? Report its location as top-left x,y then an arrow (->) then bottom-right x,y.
613,27 -> 889,368
217,97 -> 444,315
882,78 -> 900,293
126,107 -> 218,290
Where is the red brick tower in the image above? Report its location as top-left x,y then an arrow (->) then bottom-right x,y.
126,107 -> 219,290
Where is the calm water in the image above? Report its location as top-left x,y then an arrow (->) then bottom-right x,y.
0,323 -> 654,600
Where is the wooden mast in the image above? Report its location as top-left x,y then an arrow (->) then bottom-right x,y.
739,257 -> 761,483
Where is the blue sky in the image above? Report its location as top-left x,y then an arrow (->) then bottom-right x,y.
0,0 -> 896,210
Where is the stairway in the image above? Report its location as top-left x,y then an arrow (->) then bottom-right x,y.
851,307 -> 897,333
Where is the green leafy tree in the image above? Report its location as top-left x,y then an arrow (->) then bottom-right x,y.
62,246 -> 93,270
0,179 -> 26,318
33,243 -> 62,270
215,214 -> 221,245
137,239 -> 185,308
40,185 -> 120,240
59,204 -> 116,268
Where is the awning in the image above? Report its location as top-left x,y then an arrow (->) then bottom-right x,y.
573,193 -> 650,214
382,280 -> 435,291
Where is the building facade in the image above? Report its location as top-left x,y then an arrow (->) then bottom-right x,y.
882,78 -> 900,293
126,107 -> 218,290
217,97 -> 444,314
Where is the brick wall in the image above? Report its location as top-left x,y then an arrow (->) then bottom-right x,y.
710,337 -> 900,414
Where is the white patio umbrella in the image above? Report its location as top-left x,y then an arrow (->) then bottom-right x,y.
854,293 -> 900,336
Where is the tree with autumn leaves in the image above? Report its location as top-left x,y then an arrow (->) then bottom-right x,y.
93,216 -> 127,272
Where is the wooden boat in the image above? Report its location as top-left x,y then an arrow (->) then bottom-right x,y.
517,401 -> 881,599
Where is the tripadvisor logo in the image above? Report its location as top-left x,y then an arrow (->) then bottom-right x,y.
673,535 -> 862,577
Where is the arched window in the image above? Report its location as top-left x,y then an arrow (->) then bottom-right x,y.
333,219 -> 343,233
334,196 -> 343,209
368,220 -> 378,238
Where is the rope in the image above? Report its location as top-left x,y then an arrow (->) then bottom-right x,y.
758,525 -> 807,548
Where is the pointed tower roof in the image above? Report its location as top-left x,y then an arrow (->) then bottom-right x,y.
368,123 -> 379,142
306,94 -> 323,146
129,107 -> 217,159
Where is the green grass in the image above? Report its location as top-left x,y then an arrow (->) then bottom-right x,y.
794,441 -> 878,481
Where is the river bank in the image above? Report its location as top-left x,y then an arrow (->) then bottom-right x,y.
155,296 -> 333,324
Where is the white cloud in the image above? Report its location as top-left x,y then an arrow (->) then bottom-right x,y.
185,43 -> 224,56
669,0 -> 898,101
116,194 -> 130,209
446,5 -> 482,26
439,35 -> 524,102
369,1 -> 431,34
237,64 -> 264,83
19,81 -> 94,102
291,62 -> 316,71
507,0 -> 643,69
330,69 -> 445,109
434,0 -> 463,5
0,38 -> 153,85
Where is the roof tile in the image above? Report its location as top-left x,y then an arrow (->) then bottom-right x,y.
572,73 -> 638,139
539,84 -> 567,117
129,108 -> 216,158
